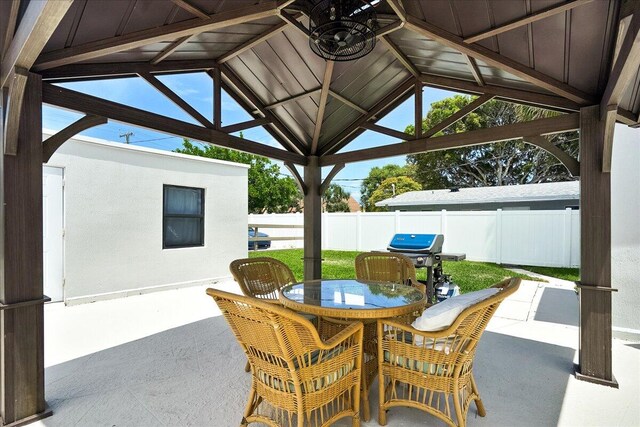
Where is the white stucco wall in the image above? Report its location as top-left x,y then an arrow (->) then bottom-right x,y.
45,133 -> 248,303
611,124 -> 640,338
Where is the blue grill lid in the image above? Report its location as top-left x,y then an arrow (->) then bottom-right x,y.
389,234 -> 436,251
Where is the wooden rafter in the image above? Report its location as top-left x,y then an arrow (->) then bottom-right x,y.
465,0 -> 594,44
403,15 -> 594,104
218,63 -> 308,154
34,2 -> 284,71
218,19 -> 291,64
522,135 -> 580,176
311,60 -> 334,154
616,107 -> 638,125
170,0 -> 210,20
328,91 -> 368,114
376,20 -> 404,38
212,67 -> 221,129
320,113 -> 580,165
380,35 -> 419,77
265,88 -> 321,110
1,0 -> 73,87
42,83 -> 307,165
150,36 -> 192,65
319,78 -> 415,156
278,10 -> 309,37
138,72 -> 214,128
360,123 -> 413,141
464,55 -> 485,86
2,0 -> 20,56
420,73 -> 581,112
39,60 -> 218,82
3,67 -> 28,155
320,163 -> 346,195
43,115 -> 108,162
220,118 -> 270,134
423,94 -> 494,138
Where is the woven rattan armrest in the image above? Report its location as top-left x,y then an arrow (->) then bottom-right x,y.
320,320 -> 364,350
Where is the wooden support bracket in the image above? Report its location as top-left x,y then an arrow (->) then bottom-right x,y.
320,163 -> 345,195
3,67 -> 29,156
43,115 -> 108,162
284,161 -> 307,195
522,135 -> 581,177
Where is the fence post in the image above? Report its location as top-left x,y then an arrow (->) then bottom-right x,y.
563,208 -> 573,267
496,209 -> 502,265
356,211 -> 362,251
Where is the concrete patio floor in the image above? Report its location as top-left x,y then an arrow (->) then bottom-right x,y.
37,275 -> 639,427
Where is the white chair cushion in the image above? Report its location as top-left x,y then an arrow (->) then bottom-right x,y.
411,288 -> 500,332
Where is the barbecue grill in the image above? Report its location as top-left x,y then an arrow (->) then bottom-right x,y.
387,233 -> 465,303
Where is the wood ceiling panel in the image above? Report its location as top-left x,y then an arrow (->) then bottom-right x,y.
418,0 -> 460,35
452,0 -> 492,38
279,28 -> 325,83
530,6 -> 566,84
62,1 -> 133,46
43,0 -> 87,51
121,1 -> 179,34
266,32 -> 322,91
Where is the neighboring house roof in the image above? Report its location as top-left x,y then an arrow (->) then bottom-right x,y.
347,196 -> 361,212
375,181 -> 579,208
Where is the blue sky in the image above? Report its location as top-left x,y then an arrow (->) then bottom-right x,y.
44,73 -> 456,202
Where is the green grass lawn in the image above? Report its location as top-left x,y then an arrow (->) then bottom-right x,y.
519,265 -> 580,282
250,249 -> 540,293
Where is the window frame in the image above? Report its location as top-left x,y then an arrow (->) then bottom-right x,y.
162,184 -> 205,249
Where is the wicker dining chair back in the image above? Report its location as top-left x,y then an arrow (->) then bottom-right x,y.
207,288 -> 364,427
230,257 -> 296,300
355,252 -> 419,288
376,277 -> 521,427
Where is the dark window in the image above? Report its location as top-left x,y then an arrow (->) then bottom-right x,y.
163,185 -> 204,249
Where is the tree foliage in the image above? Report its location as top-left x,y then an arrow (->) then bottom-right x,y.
406,96 -> 579,189
175,139 -> 301,213
323,184 -> 350,212
368,176 -> 422,211
360,164 -> 415,211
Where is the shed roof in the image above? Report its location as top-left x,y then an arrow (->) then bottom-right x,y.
375,180 -> 579,207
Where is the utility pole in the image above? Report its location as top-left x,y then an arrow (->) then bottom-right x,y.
119,131 -> 134,144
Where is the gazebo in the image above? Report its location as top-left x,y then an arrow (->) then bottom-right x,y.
1,0 -> 637,424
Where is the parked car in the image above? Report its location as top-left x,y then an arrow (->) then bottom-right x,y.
248,228 -> 271,250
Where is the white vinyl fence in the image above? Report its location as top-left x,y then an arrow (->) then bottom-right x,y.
249,209 -> 580,268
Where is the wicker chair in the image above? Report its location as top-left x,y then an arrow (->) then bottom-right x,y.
376,277 -> 521,427
207,288 -> 364,427
354,252 -> 423,291
229,257 -> 296,301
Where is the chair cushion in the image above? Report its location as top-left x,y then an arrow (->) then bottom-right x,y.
383,350 -> 445,375
411,288 -> 499,332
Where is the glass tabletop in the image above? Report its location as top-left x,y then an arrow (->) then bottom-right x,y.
279,279 -> 425,317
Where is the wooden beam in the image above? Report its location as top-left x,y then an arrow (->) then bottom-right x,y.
464,55 -> 485,86
3,67 -> 28,155
602,104 -> 617,172
380,35 -> 420,77
420,73 -> 581,112
424,94 -> 494,138
284,161 -> 307,195
217,19 -> 290,64
361,122 -> 413,140
522,135 -> 580,176
220,118 -> 270,134
319,78 -> 415,155
39,60 -> 218,82
328,90 -> 367,114
465,0 -> 594,44
386,0 -> 407,22
320,163 -> 345,195
217,64 -> 308,155
600,12 -> 640,118
2,0 -> 20,57
303,156 -> 322,280
212,67 -> 221,130
1,0 -> 73,88
265,88 -> 321,110
278,10 -> 309,37
576,105 -> 616,388
312,60 -> 334,154
138,72 -> 214,128
42,83 -> 307,165
415,82 -> 423,138
405,15 -> 594,104
34,2 -> 282,70
149,36 -> 192,65
170,0 -> 210,20
42,115 -> 108,162
376,20 -> 404,38
616,107 -> 638,125
320,113 -> 580,165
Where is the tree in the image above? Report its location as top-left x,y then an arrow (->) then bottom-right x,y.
406,96 -> 578,189
323,184 -> 350,212
175,139 -> 301,213
360,164 -> 415,211
368,176 -> 422,211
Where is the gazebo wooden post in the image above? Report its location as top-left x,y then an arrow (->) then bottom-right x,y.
0,72 -> 50,425
303,156 -> 322,280
576,105 -> 617,387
